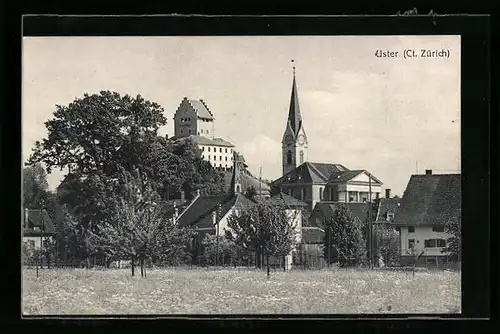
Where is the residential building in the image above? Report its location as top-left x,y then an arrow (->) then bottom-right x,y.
373,189 -> 400,224
392,170 -> 461,267
22,208 -> 56,249
175,135 -> 236,171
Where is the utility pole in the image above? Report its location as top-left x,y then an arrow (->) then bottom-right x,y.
259,166 -> 262,200
215,203 -> 221,267
368,174 -> 373,269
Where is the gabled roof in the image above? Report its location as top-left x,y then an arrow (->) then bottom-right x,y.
375,198 -> 401,223
223,169 -> 271,196
392,174 -> 461,226
188,99 -> 214,120
272,162 -> 350,185
23,209 -> 55,235
267,192 -> 308,207
312,202 -> 370,224
176,193 -> 255,229
174,135 -> 235,147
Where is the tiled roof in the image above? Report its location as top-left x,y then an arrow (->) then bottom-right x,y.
392,174 -> 461,226
223,170 -> 271,195
178,193 -> 255,229
267,192 -> 308,207
313,202 -> 371,224
176,135 -> 235,147
375,198 -> 401,222
188,99 -> 214,120
272,162 -> 350,185
23,209 -> 55,235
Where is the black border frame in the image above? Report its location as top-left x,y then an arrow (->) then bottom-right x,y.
3,12 -> 493,331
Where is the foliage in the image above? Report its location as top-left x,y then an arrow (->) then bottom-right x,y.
442,210 -> 461,261
322,205 -> 366,267
226,201 -> 298,268
200,234 -> 239,266
373,225 -> 400,267
244,186 -> 257,201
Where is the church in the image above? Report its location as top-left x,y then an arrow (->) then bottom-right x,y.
271,63 -> 384,212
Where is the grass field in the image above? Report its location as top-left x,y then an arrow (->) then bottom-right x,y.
22,267 -> 461,315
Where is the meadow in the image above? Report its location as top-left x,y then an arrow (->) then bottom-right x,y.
22,267 -> 461,315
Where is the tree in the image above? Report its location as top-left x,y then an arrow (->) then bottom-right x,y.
200,234 -> 239,266
226,201 -> 298,276
373,225 -> 400,267
442,210 -> 461,261
27,91 -> 167,176
244,186 -> 257,201
322,205 -> 366,267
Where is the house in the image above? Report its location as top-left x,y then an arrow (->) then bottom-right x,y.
171,97 -> 236,171
22,208 -> 56,249
392,170 -> 461,267
222,152 -> 271,199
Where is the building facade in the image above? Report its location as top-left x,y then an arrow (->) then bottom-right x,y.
392,170 -> 461,267
172,97 -> 236,171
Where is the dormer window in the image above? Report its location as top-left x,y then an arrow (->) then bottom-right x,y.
387,212 -> 395,221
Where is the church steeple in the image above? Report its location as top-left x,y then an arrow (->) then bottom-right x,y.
230,151 -> 242,194
282,60 -> 308,176
287,60 -> 303,137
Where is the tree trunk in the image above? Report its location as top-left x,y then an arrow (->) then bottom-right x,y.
283,255 -> 286,272
131,257 -> 135,276
266,254 -> 270,279
140,258 -> 144,278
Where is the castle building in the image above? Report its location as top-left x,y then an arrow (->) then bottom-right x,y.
272,62 -> 383,211
172,97 -> 236,171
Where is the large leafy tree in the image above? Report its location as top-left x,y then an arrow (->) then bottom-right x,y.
441,210 -> 461,261
323,205 -> 366,267
27,91 -> 166,176
373,225 -> 400,267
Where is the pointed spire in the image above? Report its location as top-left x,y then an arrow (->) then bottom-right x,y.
288,59 -> 302,136
230,151 -> 242,194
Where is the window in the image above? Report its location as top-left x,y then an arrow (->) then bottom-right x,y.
220,148 -> 222,153
208,155 -> 211,160
300,150 -> 304,164
213,156 -> 216,161
219,156 -> 222,161
225,156 -> 227,161
286,150 -> 292,165
201,129 -> 203,134
432,225 -> 444,232
300,188 -> 306,200
180,129 -> 184,135
231,149 -> 233,153
202,147 -> 205,151
290,188 -> 294,197
408,226 -> 415,233
319,187 -> 323,201
198,132 -> 200,135
225,148 -> 228,153
188,129 -> 192,134
375,192 -> 380,199
424,239 -> 446,248
387,212 -> 395,221
395,227 -> 401,232
408,239 -> 415,249
208,147 -> 211,152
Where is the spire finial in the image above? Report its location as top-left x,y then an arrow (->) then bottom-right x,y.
291,59 -> 295,76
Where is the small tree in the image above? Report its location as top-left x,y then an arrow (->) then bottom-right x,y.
200,234 -> 239,266
441,211 -> 461,262
373,225 -> 400,267
322,205 -> 366,267
226,201 -> 298,276
244,186 -> 257,201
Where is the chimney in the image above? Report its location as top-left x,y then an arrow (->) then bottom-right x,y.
425,169 -> 432,175
180,190 -> 185,201
196,189 -> 201,197
385,189 -> 391,199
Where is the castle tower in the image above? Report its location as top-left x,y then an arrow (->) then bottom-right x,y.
282,60 -> 308,176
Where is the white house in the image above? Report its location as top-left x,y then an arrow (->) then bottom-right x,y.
23,208 -> 56,249
392,170 -> 461,267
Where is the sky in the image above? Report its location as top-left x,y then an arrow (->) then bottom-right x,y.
22,35 -> 461,196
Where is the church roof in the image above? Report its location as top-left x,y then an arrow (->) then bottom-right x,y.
188,99 -> 214,120
272,162 -> 350,185
287,75 -> 303,136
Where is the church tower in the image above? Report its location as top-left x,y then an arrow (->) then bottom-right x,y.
230,151 -> 242,194
282,60 -> 308,176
